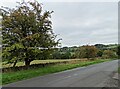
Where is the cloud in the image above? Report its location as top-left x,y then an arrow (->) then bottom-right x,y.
43,2 -> 118,47
0,1 -> 118,47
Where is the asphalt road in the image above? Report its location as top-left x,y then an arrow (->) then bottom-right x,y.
4,60 -> 118,87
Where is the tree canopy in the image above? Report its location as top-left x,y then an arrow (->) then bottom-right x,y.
2,1 -> 60,67
76,45 -> 98,60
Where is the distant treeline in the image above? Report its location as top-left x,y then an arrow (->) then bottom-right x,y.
49,44 -> 119,59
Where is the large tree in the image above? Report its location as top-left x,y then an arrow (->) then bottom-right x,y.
76,45 -> 98,60
1,1 -> 60,67
102,50 -> 117,59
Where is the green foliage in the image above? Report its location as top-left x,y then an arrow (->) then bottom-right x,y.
95,44 -> 106,50
102,50 -> 117,59
95,44 -> 118,50
2,59 -> 111,85
76,45 -> 98,60
51,50 -> 71,59
1,1 -> 60,67
61,51 -> 71,59
49,44 -> 118,59
75,46 -> 86,58
51,50 -> 61,59
97,50 -> 103,57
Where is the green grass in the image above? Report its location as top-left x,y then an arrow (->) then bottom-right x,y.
2,59 -> 84,68
2,59 -> 112,85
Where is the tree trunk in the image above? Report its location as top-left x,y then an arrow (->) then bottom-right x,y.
13,60 -> 17,68
25,59 -> 31,68
24,48 -> 31,68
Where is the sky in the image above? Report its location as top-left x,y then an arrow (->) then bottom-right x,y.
0,0 -> 118,47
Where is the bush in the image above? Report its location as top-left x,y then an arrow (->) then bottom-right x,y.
102,50 -> 117,59
75,45 -> 98,60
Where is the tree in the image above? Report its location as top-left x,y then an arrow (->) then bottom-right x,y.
61,51 -> 71,59
52,51 -> 61,59
84,45 -> 98,60
97,50 -> 103,57
94,44 -> 105,50
75,46 -> 86,58
2,1 -> 60,67
76,45 -> 98,60
102,50 -> 117,59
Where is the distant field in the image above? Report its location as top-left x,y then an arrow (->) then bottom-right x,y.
106,45 -> 117,49
2,59 -> 87,68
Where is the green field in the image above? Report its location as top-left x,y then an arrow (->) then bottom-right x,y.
2,59 -> 86,68
2,59 -> 112,85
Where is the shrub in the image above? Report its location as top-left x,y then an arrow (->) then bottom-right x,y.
102,50 -> 117,59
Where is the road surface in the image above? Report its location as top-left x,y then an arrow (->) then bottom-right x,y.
3,60 -> 118,87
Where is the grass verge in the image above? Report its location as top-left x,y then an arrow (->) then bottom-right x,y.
2,59 -> 112,85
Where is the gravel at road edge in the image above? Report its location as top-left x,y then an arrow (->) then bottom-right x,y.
102,72 -> 119,89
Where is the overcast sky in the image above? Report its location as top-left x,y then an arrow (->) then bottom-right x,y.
0,0 -> 118,47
